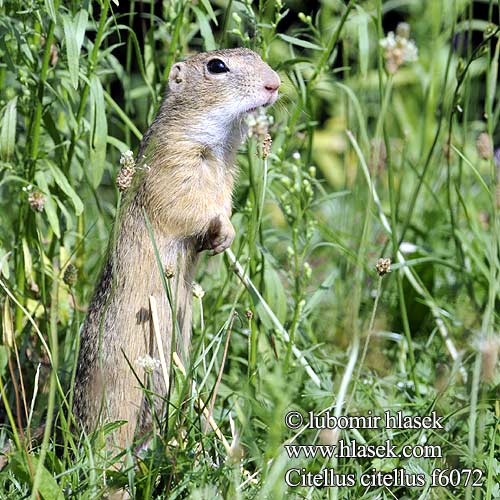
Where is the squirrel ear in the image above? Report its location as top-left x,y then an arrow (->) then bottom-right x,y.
168,63 -> 185,91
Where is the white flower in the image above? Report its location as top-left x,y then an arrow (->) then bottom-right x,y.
379,31 -> 397,50
303,262 -> 312,279
401,39 -> 418,63
120,150 -> 135,168
399,241 -> 418,254
379,23 -> 418,73
192,282 -> 205,299
117,150 -> 137,191
292,151 -> 301,161
136,354 -> 160,374
246,108 -> 274,141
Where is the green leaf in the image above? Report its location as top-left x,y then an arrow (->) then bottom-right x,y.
144,40 -> 155,88
107,135 -> 134,153
334,82 -> 370,151
199,0 -> 218,25
0,37 -> 16,72
2,296 -> 14,350
62,14 -> 78,89
119,26 -> 157,104
10,453 -> 64,500
451,145 -> 490,196
357,8 -> 369,78
0,247 -> 10,279
278,34 -> 325,51
262,260 -> 287,325
35,171 -> 61,238
46,161 -> 84,215
44,0 -> 57,22
0,96 -> 17,160
55,197 -> 74,231
303,269 -> 337,319
22,238 -> 33,284
42,110 -> 62,145
487,38 -> 500,115
192,6 -> 216,51
0,346 -> 8,377
89,75 -> 108,188
74,10 -> 88,50
62,11 -> 87,90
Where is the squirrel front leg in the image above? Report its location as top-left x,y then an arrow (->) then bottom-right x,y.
198,213 -> 235,255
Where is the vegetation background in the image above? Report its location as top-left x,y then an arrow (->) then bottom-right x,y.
0,0 -> 499,498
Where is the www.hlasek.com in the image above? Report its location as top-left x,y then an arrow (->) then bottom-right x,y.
283,410 -> 484,489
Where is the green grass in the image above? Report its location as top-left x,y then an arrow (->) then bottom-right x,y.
0,0 -> 499,498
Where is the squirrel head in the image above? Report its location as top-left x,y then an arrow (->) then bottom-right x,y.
168,48 -> 280,116
161,48 -> 280,153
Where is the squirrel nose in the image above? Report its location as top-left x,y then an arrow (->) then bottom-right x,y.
264,73 -> 281,93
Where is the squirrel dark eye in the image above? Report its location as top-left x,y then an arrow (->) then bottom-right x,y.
207,58 -> 229,74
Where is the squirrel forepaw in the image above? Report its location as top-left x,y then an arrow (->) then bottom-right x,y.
199,215 -> 235,255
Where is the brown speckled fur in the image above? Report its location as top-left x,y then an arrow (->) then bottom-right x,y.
73,49 -> 280,448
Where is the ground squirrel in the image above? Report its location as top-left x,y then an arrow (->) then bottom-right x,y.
73,48 -> 280,448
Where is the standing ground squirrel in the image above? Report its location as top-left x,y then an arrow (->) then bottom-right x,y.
73,48 -> 280,448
